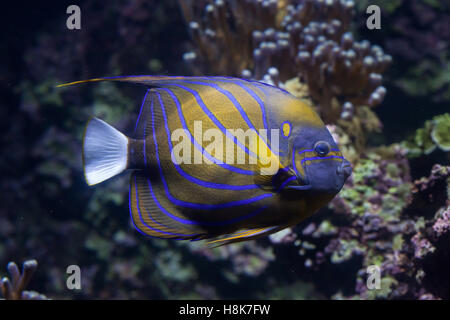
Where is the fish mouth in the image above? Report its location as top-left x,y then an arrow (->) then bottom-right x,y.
337,159 -> 352,180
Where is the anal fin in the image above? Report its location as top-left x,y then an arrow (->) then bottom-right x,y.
207,226 -> 282,246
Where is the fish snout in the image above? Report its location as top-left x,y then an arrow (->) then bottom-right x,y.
337,160 -> 352,181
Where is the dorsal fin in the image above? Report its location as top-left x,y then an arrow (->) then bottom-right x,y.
56,75 -> 194,88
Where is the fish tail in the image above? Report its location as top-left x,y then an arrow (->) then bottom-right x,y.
83,117 -> 129,186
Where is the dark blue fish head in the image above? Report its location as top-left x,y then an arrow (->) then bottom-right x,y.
287,125 -> 352,195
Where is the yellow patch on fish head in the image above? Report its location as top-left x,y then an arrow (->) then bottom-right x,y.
281,121 -> 291,138
286,99 -> 323,127
270,94 -> 323,128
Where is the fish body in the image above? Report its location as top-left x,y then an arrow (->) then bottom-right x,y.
65,76 -> 352,244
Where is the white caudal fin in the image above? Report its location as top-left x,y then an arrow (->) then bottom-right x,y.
83,117 -> 129,186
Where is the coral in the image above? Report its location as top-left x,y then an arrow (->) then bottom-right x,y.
260,147 -> 445,299
283,7 -> 390,123
0,260 -> 48,300
179,0 -> 281,75
408,204 -> 450,298
181,0 -> 391,126
331,145 -> 412,219
189,241 -> 275,279
402,113 -> 450,157
430,114 -> 450,152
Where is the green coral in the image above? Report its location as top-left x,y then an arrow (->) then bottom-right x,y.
352,156 -> 380,185
431,113 -> 450,151
380,193 -> 406,221
365,252 -> 384,267
392,234 -> 404,251
403,113 -> 450,156
315,220 -> 338,237
365,276 -> 398,300
331,239 -> 364,264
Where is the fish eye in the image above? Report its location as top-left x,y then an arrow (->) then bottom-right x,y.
314,141 -> 330,157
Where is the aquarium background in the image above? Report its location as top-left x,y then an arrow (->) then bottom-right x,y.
0,0 -> 449,299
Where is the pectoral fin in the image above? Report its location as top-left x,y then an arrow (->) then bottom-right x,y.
254,167 -> 298,192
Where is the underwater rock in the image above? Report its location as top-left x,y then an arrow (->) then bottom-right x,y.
331,145 -> 412,219
283,145 -> 443,299
432,207 -> 450,238
405,164 -> 449,219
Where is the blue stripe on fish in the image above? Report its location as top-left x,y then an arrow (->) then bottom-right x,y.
185,78 -> 275,154
165,83 -> 258,159
181,81 -> 258,135
159,87 -> 255,175
146,178 -> 268,226
129,182 -> 150,238
210,79 -> 269,131
133,175 -> 196,238
154,90 -> 259,191
277,176 -> 297,192
151,93 -> 273,209
134,89 -> 150,135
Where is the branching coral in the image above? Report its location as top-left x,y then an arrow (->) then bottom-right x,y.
276,1 -> 390,121
180,0 -> 391,126
0,260 -> 48,300
179,0 -> 281,75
